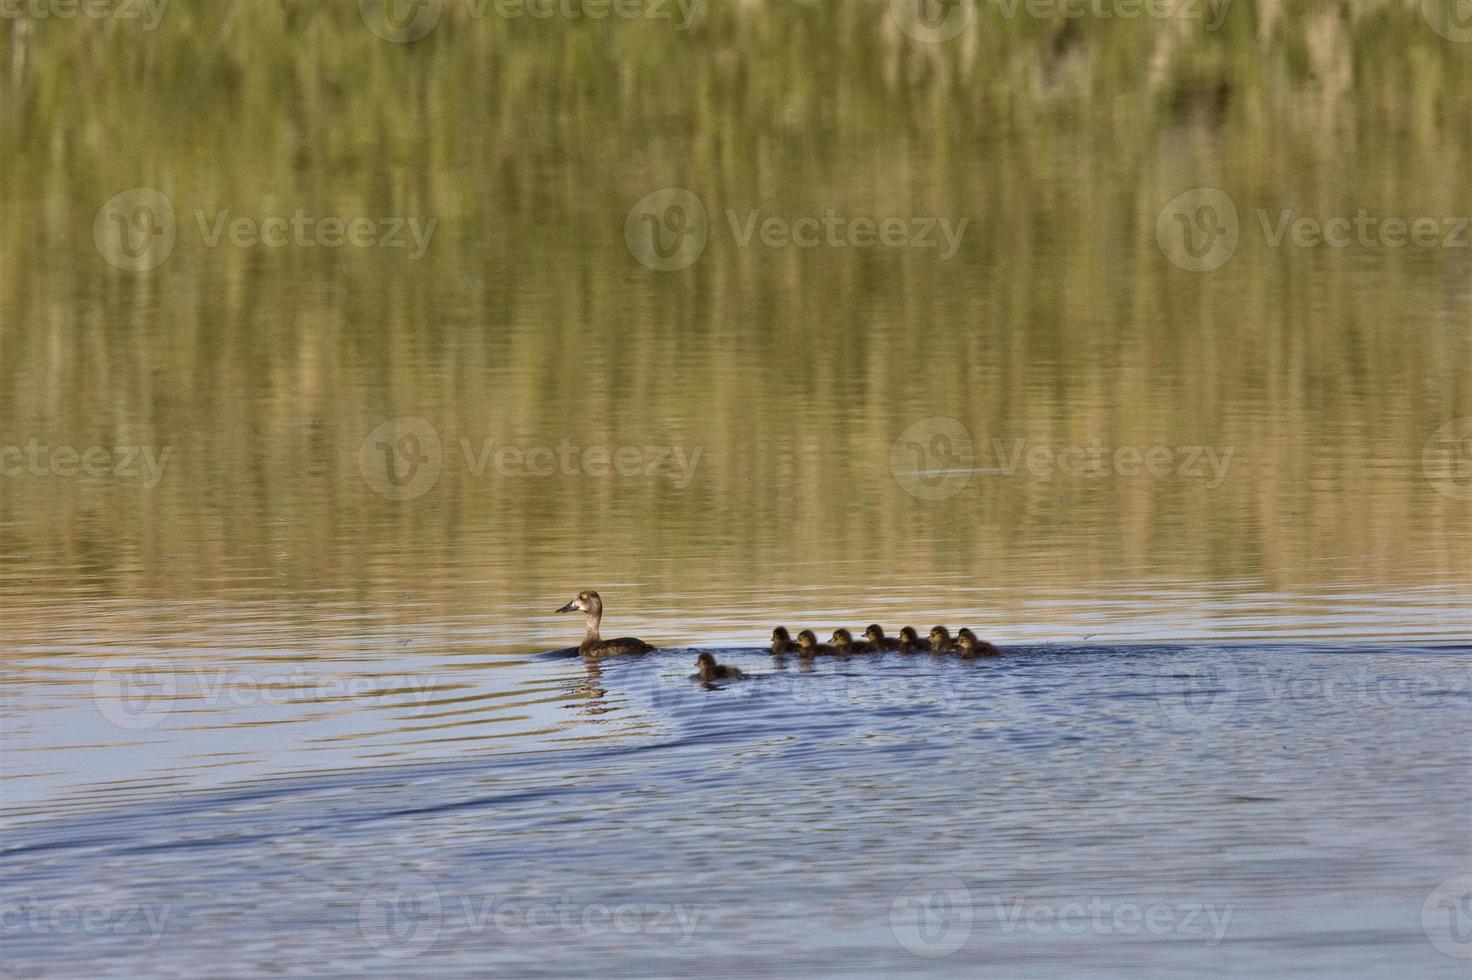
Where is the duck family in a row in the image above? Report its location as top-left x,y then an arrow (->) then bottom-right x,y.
771,625 -> 1002,658
553,591 -> 1005,675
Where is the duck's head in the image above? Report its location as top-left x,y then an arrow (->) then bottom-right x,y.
796,629 -> 819,648
772,626 -> 792,643
863,624 -> 886,643
929,625 -> 952,644
555,590 -> 602,615
830,628 -> 855,646
898,626 -> 920,643
695,652 -> 716,668
957,628 -> 978,643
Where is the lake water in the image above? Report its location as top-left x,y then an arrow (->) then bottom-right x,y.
2,2 -> 1470,976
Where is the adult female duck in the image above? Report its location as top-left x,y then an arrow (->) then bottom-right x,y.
555,590 -> 655,656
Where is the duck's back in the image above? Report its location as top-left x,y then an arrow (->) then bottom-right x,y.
583,637 -> 655,656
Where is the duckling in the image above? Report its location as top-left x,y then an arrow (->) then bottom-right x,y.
897,626 -> 929,653
795,629 -> 835,656
695,652 -> 745,682
770,626 -> 802,654
830,628 -> 876,654
957,628 -> 1003,659
555,590 -> 655,656
862,624 -> 902,651
928,625 -> 959,652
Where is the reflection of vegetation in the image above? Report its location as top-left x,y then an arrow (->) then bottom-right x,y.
0,1 -> 1468,621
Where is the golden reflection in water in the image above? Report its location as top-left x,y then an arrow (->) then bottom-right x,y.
0,0 -> 1468,647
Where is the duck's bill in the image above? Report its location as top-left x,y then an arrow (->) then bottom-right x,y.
555,600 -> 580,613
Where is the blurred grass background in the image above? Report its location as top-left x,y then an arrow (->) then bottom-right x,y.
0,0 -> 1468,623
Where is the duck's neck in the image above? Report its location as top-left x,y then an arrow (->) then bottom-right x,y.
583,610 -> 602,643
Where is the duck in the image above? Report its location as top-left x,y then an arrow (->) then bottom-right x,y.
770,626 -> 802,654
795,629 -> 835,655
695,652 -> 745,682
830,628 -> 876,654
897,626 -> 929,653
555,590 -> 655,656
928,625 -> 959,652
957,628 -> 1003,659
862,624 -> 902,651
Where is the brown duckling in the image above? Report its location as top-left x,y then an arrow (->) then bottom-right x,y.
863,624 -> 902,651
695,652 -> 745,682
795,629 -> 835,656
957,628 -> 1003,658
830,628 -> 877,654
928,625 -> 959,652
897,626 -> 929,653
555,590 -> 655,656
771,626 -> 802,654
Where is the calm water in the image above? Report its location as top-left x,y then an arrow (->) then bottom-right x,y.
2,1 -> 1471,976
